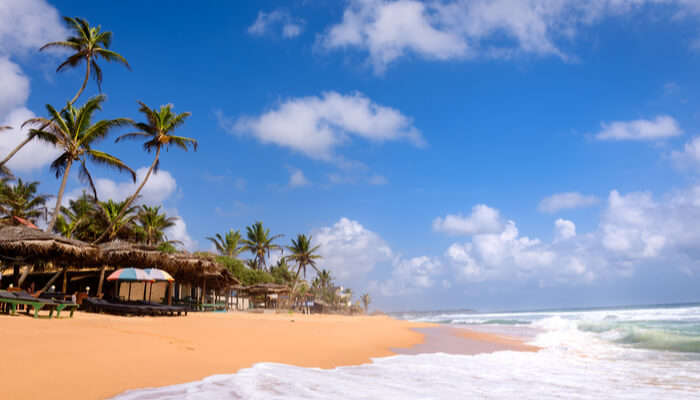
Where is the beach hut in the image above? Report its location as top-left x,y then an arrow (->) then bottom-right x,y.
0,225 -> 99,293
238,283 -> 291,310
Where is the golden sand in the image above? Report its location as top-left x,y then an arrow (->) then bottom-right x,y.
0,311 -> 532,399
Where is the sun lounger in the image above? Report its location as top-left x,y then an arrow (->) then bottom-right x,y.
0,290 -> 61,318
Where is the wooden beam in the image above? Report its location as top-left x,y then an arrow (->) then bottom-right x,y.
17,265 -> 32,288
12,264 -> 19,287
167,282 -> 172,305
61,269 -> 68,293
38,267 -> 66,295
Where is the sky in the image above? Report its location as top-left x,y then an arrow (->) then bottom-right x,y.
2,0 -> 700,312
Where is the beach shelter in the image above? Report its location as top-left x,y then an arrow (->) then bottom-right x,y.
144,268 -> 175,302
107,268 -> 153,301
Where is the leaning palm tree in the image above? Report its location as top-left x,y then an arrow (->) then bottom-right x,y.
285,234 -> 322,280
207,229 -> 243,257
0,17 -> 130,169
241,221 -> 282,270
0,179 -> 50,225
361,293 -> 371,313
93,102 -> 196,244
0,126 -> 14,178
23,95 -> 135,232
135,205 -> 178,246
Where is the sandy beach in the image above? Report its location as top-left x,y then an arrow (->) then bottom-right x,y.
0,312 -> 534,400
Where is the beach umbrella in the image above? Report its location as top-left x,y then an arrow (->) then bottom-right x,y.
144,268 -> 175,302
107,268 -> 153,301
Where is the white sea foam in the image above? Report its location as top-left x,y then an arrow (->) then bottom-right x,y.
112,304 -> 700,399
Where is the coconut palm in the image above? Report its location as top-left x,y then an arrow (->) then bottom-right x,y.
93,102 -> 196,244
93,198 -> 140,242
285,234 -> 322,279
54,191 -> 95,239
361,293 -> 371,313
0,179 -> 50,225
42,17 -> 130,103
135,205 -> 178,245
207,229 -> 243,257
241,221 -> 282,270
23,95 -> 135,232
0,17 -> 130,170
0,126 -> 13,178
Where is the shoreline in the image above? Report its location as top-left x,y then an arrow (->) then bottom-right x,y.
0,312 -> 533,400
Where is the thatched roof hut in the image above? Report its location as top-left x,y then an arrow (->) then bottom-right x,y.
0,225 -> 98,267
239,283 -> 290,295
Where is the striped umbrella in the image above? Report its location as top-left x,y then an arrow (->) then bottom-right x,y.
107,268 -> 154,282
144,268 -> 175,282
107,268 -> 153,301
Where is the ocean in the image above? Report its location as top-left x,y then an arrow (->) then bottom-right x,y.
112,303 -> 700,399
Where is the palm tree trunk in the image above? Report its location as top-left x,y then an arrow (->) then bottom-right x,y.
92,147 -> 160,244
46,159 -> 73,232
0,134 -> 34,169
70,56 -> 91,105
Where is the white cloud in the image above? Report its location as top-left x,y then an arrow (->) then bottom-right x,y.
368,174 -> 388,185
0,107 -> 61,171
0,57 -> 29,115
595,115 -> 682,141
555,218 -> 576,240
371,256 -> 442,296
222,91 -> 424,161
313,217 -> 393,283
0,0 -> 68,56
90,167 -> 177,205
670,136 -> 700,169
321,0 -> 700,72
538,192 -> 599,213
248,9 -> 305,38
288,167 -> 310,188
165,209 -> 197,251
433,204 -> 503,235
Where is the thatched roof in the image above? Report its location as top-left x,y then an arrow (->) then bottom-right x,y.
0,225 -> 98,267
0,227 -> 239,288
239,283 -> 290,295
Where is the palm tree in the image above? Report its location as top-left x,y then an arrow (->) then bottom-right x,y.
42,17 -> 131,104
93,102 -> 196,244
135,205 -> 178,245
241,221 -> 282,270
23,95 -> 135,232
207,229 -> 243,257
54,191 -> 95,239
93,198 -> 140,242
0,179 -> 50,225
0,17 -> 130,169
361,293 -> 371,313
285,234 -> 322,279
0,126 -> 13,178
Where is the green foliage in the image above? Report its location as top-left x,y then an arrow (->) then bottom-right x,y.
157,242 -> 177,254
0,178 -> 50,225
285,233 -> 322,279
241,221 -> 282,270
269,258 -> 295,285
207,229 -> 243,257
135,205 -> 178,245
217,256 -> 275,286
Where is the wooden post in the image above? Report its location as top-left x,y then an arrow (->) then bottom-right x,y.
61,269 -> 68,293
202,278 -> 207,304
96,265 -> 107,297
167,282 -> 172,305
12,264 -> 19,287
143,282 -> 148,302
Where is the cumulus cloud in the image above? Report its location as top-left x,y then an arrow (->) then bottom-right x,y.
248,9 -> 305,38
595,115 -> 682,141
0,0 -> 68,56
538,192 -> 599,213
0,107 -> 61,171
89,168 -> 177,205
371,256 -> 442,296
220,91 -> 423,161
670,136 -> 700,169
0,57 -> 29,115
432,204 -> 503,235
164,209 -> 197,251
555,218 -> 576,240
288,167 -> 310,188
320,0 -> 700,72
312,217 -> 393,283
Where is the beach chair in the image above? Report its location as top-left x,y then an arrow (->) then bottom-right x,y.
0,290 -> 60,318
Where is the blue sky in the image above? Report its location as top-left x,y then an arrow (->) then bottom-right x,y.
3,0 -> 700,311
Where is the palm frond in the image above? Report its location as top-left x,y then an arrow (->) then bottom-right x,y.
86,150 -> 136,182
